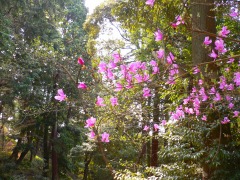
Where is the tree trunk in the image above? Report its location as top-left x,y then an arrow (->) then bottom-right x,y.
51,71 -> 59,180
83,153 -> 92,180
191,1 -> 216,179
16,131 -> 32,164
9,130 -> 25,161
191,0 -> 216,65
52,120 -> 59,180
43,124 -> 49,177
150,88 -> 160,167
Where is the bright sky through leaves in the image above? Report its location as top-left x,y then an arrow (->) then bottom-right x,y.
85,0 -> 105,14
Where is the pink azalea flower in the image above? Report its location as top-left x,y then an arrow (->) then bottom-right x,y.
120,64 -> 127,77
54,89 -> 67,102
78,82 -> 87,89
110,97 -> 118,106
107,68 -> 114,80
128,61 -> 141,73
152,66 -> 159,74
227,58 -> 234,64
166,76 -> 175,85
195,109 -> 200,116
209,50 -> 218,59
213,92 -> 222,102
228,103 -> 234,109
150,60 -> 157,67
143,87 -> 151,98
219,76 -> 227,90
89,131 -> 95,139
108,60 -> 117,69
143,73 -> 150,82
143,125 -> 149,131
169,64 -> 179,76
126,73 -> 132,82
233,111 -> 239,117
150,60 -> 159,74
113,52 -> 121,63
225,95 -> 232,101
229,8 -> 238,18
171,108 -> 185,120
171,22 -> 177,29
218,26 -> 230,37
115,82 -> 123,91
140,62 -> 147,70
198,79 -> 204,85
233,72 -> 240,86
101,132 -> 110,143
157,49 -> 164,59
202,115 -> 207,121
192,87 -> 197,93
161,120 -> 167,126
154,29 -> 163,41
199,87 -> 208,101
145,0 -> 155,7
166,52 -> 175,64
176,15 -> 184,25
209,87 -> 216,94
221,117 -> 230,124
153,124 -> 159,131
85,117 -> 96,128
193,66 -> 200,74
96,96 -> 106,107
215,39 -> 227,54
126,82 -> 133,89
185,107 -> 194,114
225,68 -> 230,72
98,61 -> 107,73
135,74 -> 143,83
183,97 -> 190,105
227,84 -> 234,91
203,36 -> 212,45
78,57 -> 85,65
202,94 -> 208,101
199,87 -> 205,95
193,98 -> 200,109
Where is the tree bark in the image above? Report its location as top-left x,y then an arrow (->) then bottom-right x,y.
43,124 -> 49,177
150,88 -> 160,167
83,153 -> 92,180
191,1 -> 216,179
52,120 -> 59,180
191,0 -> 216,65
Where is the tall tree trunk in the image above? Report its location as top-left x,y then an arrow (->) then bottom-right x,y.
9,130 -> 25,161
191,0 -> 216,65
51,71 -> 59,180
191,1 -> 216,179
43,124 -> 49,177
52,119 -> 59,180
16,131 -> 32,164
150,88 -> 160,167
83,153 -> 92,180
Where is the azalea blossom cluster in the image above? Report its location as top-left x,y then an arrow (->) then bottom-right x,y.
205,26 -> 230,59
98,52 -> 155,97
54,57 -> 110,143
170,64 -> 239,124
85,117 -> 110,142
54,3 -> 239,145
168,25 -> 239,124
96,96 -> 118,107
143,120 -> 167,134
229,8 -> 239,19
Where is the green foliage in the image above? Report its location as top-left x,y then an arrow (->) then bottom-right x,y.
83,0 -> 240,179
